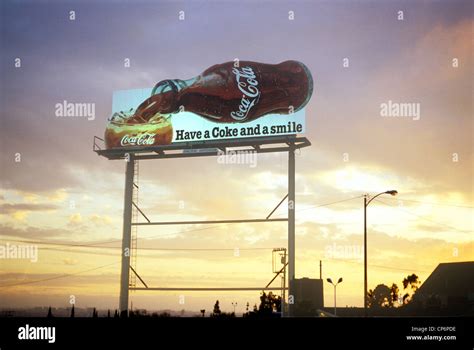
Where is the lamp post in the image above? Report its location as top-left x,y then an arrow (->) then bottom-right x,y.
327,277 -> 343,316
231,302 -> 237,315
364,190 -> 397,317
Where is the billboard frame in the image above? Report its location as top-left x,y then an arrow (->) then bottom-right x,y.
93,135 -> 311,317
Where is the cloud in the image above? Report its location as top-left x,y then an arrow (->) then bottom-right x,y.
0,203 -> 58,214
63,258 -> 79,266
12,211 -> 28,221
89,214 -> 112,226
0,0 -> 471,311
68,213 -> 82,226
0,271 -> 119,289
0,224 -> 66,239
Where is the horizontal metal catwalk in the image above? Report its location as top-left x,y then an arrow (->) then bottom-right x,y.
93,135 -> 311,160
130,287 -> 289,291
132,218 -> 288,226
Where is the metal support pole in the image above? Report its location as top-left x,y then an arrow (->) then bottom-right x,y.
119,154 -> 135,317
364,195 -> 368,317
288,147 -> 295,316
282,249 -> 286,317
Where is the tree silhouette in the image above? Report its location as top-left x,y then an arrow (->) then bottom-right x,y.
47,306 -> 53,318
107,309 -> 111,318
258,292 -> 282,314
200,309 -> 205,317
368,284 -> 392,308
114,309 -> 119,318
92,307 -> 98,318
243,293 -> 283,318
402,274 -> 420,304
259,292 -> 272,314
390,283 -> 399,307
212,300 -> 221,316
403,273 -> 420,290
70,304 -> 75,318
209,300 -> 236,318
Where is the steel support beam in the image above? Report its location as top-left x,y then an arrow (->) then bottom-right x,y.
132,218 -> 287,226
266,194 -> 288,219
288,147 -> 296,317
130,287 -> 289,291
96,137 -> 311,318
130,265 -> 149,288
94,136 -> 311,161
119,155 -> 135,317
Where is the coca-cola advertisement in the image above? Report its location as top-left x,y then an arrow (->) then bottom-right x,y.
2,0 -> 471,345
105,60 -> 313,148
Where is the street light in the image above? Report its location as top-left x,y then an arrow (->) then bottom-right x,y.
364,190 -> 397,317
327,277 -> 343,316
231,302 -> 237,315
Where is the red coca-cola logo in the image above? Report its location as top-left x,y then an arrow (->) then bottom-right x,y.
120,133 -> 156,146
230,66 -> 261,121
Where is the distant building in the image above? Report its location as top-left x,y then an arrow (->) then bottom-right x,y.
291,278 -> 324,316
413,261 -> 474,315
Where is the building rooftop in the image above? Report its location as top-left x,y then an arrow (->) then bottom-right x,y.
416,261 -> 474,298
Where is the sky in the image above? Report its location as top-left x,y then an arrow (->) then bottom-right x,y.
0,0 -> 473,314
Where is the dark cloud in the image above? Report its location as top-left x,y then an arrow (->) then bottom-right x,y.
0,224 -> 67,239
0,203 -> 59,214
0,1 -> 472,196
0,272 -> 119,288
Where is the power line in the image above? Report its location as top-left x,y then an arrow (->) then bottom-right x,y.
0,238 -> 121,250
274,195 -> 364,217
1,195 -> 364,250
0,256 -> 431,289
0,261 -> 120,288
374,199 -> 472,234
0,238 -> 276,251
326,257 -> 432,274
81,225 -> 225,247
382,196 -> 473,209
21,246 -> 272,259
136,195 -> 363,237
299,195 -> 365,211
0,225 -> 228,250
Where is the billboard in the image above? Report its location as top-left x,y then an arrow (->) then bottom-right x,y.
104,60 -> 313,149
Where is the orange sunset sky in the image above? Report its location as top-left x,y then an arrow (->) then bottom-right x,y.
0,0 -> 472,314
